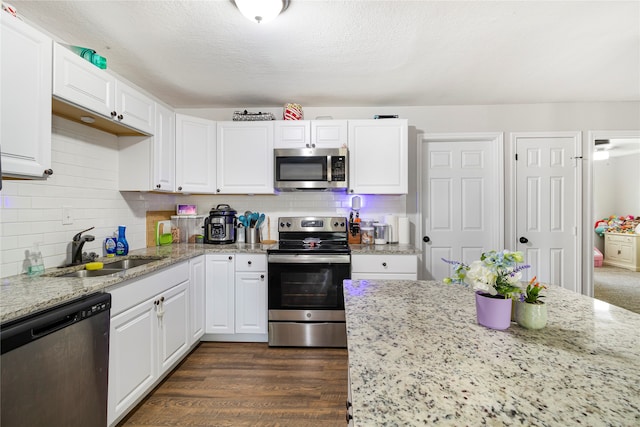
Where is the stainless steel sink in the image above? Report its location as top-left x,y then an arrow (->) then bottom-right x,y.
61,269 -> 123,278
103,257 -> 163,270
52,257 -> 165,278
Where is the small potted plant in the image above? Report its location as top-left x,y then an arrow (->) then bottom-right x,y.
443,250 -> 530,330
514,276 -> 548,329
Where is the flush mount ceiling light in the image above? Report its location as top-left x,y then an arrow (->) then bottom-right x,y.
234,0 -> 289,24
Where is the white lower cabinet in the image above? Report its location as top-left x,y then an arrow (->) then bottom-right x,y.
235,254 -> 268,335
205,254 -> 236,334
107,262 -> 190,426
204,253 -> 268,341
351,254 -> 418,280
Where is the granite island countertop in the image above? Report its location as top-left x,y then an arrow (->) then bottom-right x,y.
344,279 -> 640,426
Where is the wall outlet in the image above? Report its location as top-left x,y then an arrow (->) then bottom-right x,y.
62,206 -> 73,225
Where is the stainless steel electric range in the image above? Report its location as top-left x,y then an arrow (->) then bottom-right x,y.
267,216 -> 350,347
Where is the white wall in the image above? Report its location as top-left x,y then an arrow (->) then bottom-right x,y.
2,102 -> 639,278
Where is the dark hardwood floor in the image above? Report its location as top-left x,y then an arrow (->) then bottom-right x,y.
119,342 -> 349,427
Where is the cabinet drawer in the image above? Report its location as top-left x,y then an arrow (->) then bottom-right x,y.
107,262 -> 189,316
351,254 -> 417,274
606,234 -> 633,243
235,254 -> 266,272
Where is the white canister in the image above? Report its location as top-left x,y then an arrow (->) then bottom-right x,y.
374,223 -> 389,245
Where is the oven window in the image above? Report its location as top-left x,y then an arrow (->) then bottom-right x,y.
276,157 -> 327,181
268,263 -> 349,310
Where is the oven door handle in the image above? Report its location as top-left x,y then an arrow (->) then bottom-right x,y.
268,254 -> 351,264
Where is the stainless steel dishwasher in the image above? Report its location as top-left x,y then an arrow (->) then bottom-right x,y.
1,292 -> 111,427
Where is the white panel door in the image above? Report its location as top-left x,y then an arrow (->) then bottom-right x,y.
420,133 -> 503,281
514,132 -> 580,292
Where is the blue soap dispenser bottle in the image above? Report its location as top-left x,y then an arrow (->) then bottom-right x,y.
116,225 -> 129,256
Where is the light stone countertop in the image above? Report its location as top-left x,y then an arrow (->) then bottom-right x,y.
344,279 -> 640,426
0,243 -> 275,324
349,244 -> 420,255
1,242 -> 417,324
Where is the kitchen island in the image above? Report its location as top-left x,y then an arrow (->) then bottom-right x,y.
343,279 -> 640,426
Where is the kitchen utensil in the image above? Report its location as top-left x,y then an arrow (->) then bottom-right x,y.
156,220 -> 172,245
251,212 -> 259,224
239,215 -> 249,227
256,213 -> 265,228
261,216 -> 277,244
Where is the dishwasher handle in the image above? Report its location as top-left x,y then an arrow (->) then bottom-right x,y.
1,292 -> 111,355
31,313 -> 79,339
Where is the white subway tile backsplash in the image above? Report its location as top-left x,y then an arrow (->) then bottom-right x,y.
1,116 -> 409,278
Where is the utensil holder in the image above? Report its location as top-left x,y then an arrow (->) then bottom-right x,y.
246,227 -> 260,244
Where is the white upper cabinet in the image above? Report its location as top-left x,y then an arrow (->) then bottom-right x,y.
114,80 -> 155,135
274,121 -> 311,148
118,103 -> 175,192
53,42 -> 115,118
175,114 -> 217,193
52,43 -> 154,135
152,103 -> 176,192
1,12 -> 52,178
347,119 -> 408,194
312,120 -> 348,148
216,121 -> 274,194
274,120 -> 347,149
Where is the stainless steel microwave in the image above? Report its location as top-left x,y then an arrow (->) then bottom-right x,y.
274,147 -> 348,191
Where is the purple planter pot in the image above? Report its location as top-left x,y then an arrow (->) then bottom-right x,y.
475,291 -> 512,330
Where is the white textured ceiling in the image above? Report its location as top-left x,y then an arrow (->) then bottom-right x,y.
8,0 -> 640,108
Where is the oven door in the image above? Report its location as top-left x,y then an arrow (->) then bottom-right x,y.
267,253 -> 350,347
267,254 -> 350,312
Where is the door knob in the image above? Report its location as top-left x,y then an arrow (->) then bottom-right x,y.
423,236 -> 430,243
519,237 -> 529,244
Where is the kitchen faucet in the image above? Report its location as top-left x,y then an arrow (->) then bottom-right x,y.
71,226 -> 95,265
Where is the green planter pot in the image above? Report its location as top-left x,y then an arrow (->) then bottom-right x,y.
514,301 -> 547,329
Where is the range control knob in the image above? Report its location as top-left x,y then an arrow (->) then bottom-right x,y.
286,222 -> 291,228
340,222 -> 345,227
334,222 -> 339,227
280,222 -> 285,228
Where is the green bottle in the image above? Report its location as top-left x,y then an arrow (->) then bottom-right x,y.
66,45 -> 107,69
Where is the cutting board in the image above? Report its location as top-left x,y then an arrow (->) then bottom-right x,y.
145,210 -> 174,247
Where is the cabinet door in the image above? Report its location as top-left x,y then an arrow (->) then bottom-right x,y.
189,255 -> 206,343
274,120 -> 311,148
175,114 -> 217,193
312,120 -> 348,148
1,13 -> 52,178
235,271 -> 268,334
115,80 -> 155,135
108,300 -> 157,425
348,119 -> 408,194
216,121 -> 274,194
205,254 -> 236,334
153,103 -> 176,192
52,42 -> 115,118
157,281 -> 190,375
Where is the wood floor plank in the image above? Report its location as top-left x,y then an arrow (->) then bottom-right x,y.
118,342 -> 349,427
